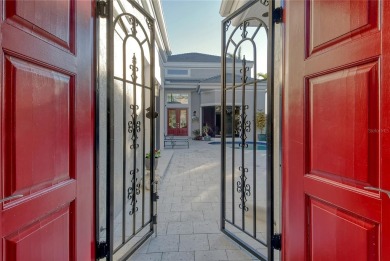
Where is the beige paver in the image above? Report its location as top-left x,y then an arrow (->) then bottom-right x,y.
179,234 -> 209,251
128,253 -> 162,261
167,221 -> 194,235
195,250 -> 228,261
129,139 -> 274,260
193,220 -> 220,234
161,251 -> 195,261
147,235 -> 179,253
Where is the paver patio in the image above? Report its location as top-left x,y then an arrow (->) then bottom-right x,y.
128,139 -> 263,261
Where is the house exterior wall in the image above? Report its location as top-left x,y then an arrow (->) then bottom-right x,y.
199,82 -> 267,140
163,54 -> 258,139
191,91 -> 201,136
189,68 -> 221,79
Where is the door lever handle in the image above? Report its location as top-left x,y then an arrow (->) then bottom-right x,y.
364,187 -> 390,198
0,194 -> 23,203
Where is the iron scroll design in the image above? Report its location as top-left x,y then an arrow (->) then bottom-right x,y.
224,20 -> 231,31
240,21 -> 250,39
236,56 -> 251,212
128,54 -> 141,149
235,57 -> 251,146
128,168 -> 141,215
145,17 -> 153,29
240,57 -> 250,84
260,0 -> 269,6
237,166 -> 251,212
236,105 -> 251,147
130,54 -> 138,82
128,105 -> 141,149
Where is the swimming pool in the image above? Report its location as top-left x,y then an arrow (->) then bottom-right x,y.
208,141 -> 267,151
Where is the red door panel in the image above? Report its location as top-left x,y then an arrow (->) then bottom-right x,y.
308,63 -> 378,185
167,108 -> 188,136
283,0 -> 387,260
309,199 -> 378,261
5,56 -> 72,195
1,0 -> 94,260
5,206 -> 71,261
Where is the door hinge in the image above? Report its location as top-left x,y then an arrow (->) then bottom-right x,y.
152,192 -> 159,202
96,241 -> 109,259
271,234 -> 282,250
152,215 -> 157,224
97,1 -> 108,18
273,7 -> 283,24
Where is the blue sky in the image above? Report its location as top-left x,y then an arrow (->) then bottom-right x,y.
161,0 -> 223,56
161,0 -> 268,74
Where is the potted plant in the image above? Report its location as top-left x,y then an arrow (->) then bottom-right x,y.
256,110 -> 267,141
145,149 -> 161,170
192,129 -> 202,140
203,124 -> 211,141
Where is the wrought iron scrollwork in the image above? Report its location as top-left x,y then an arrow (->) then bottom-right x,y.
145,17 -> 152,29
236,56 -> 251,144
225,20 -> 231,31
236,105 -> 251,144
128,54 -> 140,150
128,168 -> 141,216
237,166 -> 251,212
128,105 -> 141,149
240,21 -> 250,39
130,54 -> 138,82
130,16 -> 137,36
240,57 -> 250,83
260,0 -> 269,6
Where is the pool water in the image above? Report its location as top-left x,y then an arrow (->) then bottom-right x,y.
208,141 -> 267,151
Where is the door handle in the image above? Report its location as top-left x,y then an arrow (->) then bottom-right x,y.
364,186 -> 390,198
0,194 -> 23,203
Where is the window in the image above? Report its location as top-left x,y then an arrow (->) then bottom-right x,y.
166,93 -> 189,104
166,69 -> 189,76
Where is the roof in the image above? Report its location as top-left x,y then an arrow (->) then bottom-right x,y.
200,73 -> 258,84
165,79 -> 202,84
167,52 -> 250,63
167,53 -> 223,63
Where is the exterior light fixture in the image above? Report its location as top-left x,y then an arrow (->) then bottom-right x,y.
192,110 -> 199,121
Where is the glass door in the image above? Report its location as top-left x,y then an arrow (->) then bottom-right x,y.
167,108 -> 188,136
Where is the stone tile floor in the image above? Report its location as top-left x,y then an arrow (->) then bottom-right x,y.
127,140 -> 278,261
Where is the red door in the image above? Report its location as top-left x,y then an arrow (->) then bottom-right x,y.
167,108 -> 188,136
283,1 -> 389,260
0,1 -> 94,260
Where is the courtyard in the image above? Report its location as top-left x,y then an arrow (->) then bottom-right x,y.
127,139 -> 276,261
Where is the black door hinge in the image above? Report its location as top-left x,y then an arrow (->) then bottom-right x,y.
273,7 -> 283,24
152,215 -> 157,224
152,193 -> 159,202
271,234 -> 282,250
97,1 -> 108,18
96,241 -> 109,259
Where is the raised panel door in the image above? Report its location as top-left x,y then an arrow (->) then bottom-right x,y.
0,0 -> 94,260
283,0 -> 388,260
